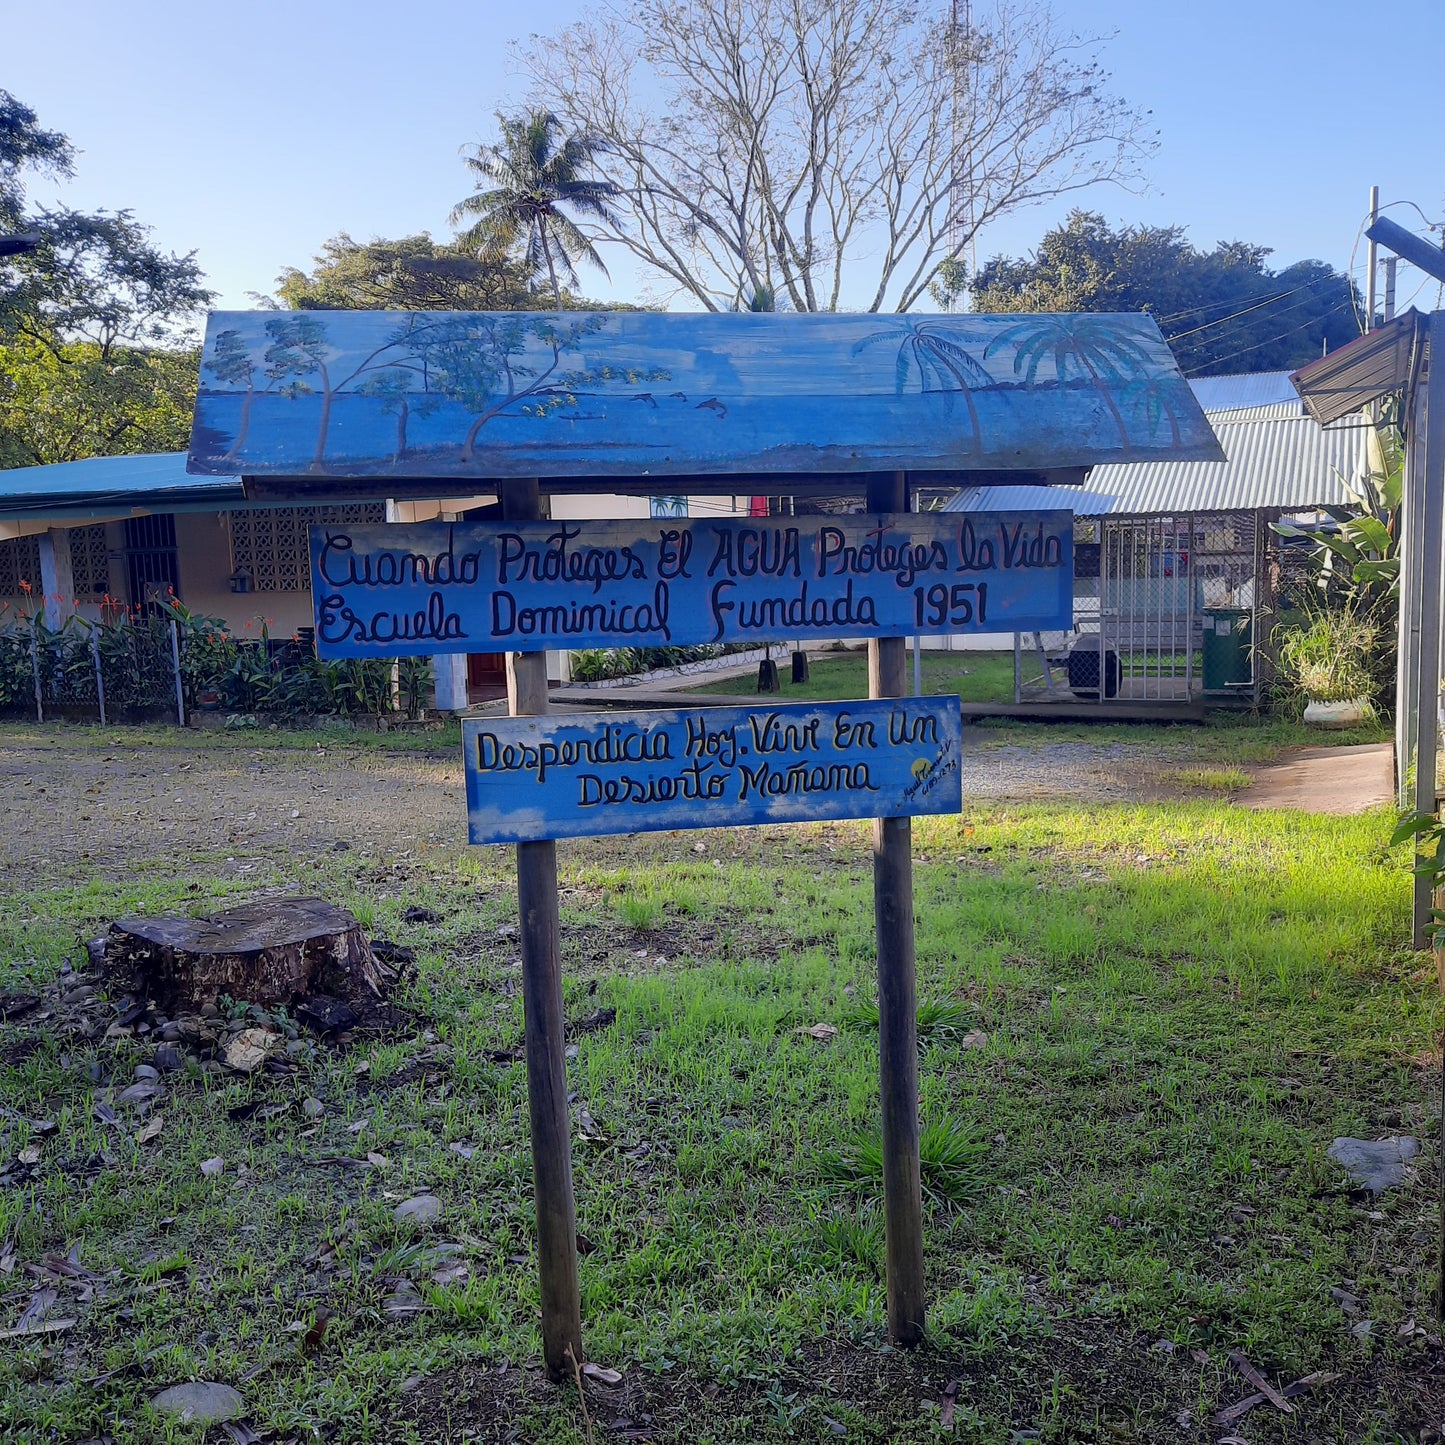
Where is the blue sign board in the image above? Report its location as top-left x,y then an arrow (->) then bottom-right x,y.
310,510 -> 1072,657
188,310 -> 1223,482
463,698 -> 964,844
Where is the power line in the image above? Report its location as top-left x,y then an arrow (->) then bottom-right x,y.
1181,299 -> 1353,376
1165,274 -> 1343,342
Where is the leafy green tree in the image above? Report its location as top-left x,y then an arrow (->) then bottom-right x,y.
275,232 -> 566,312
451,110 -> 622,305
970,210 -> 1359,375
0,90 -> 211,466
0,338 -> 198,468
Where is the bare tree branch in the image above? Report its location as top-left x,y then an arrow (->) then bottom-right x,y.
518,0 -> 1153,311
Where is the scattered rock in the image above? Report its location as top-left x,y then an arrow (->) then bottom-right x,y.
115,1081 -> 163,1108
133,1064 -> 160,1082
384,1278 -> 429,1316
151,1382 -> 243,1422
1328,1136 -> 1421,1193
394,1194 -> 443,1226
154,1044 -> 184,1072
566,1007 -> 617,1038
296,995 -> 357,1034
223,1028 -> 279,1074
302,1097 -> 325,1118
1330,1286 -> 1361,1315
371,939 -> 415,968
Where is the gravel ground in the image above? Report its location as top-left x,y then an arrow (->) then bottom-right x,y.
0,725 -> 1197,890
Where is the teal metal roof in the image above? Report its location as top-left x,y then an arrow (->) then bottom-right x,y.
0,452 -> 244,519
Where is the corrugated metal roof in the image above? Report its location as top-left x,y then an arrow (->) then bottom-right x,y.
1292,309 -> 1425,425
0,452 -> 244,517
945,412 -> 1371,517
1188,371 -> 1301,412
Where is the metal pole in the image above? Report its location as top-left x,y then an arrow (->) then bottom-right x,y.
867,470 -> 925,1347
1385,256 -> 1398,324
1399,419 -> 1425,804
501,477 -> 584,1383
169,619 -> 186,728
30,630 -> 42,724
1411,312 -> 1445,947
91,625 -> 106,727
1366,186 -> 1379,332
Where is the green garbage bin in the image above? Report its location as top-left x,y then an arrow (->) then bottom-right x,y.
1202,608 -> 1252,690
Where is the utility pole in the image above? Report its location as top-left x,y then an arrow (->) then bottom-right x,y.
1365,186 -> 1379,332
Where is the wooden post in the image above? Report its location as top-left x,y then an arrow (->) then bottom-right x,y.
867,470 -> 926,1346
501,477 -> 584,1382
1412,313 -> 1445,948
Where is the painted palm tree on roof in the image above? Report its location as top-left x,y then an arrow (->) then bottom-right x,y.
853,319 -> 996,455
451,110 -> 622,307
984,315 -> 1157,451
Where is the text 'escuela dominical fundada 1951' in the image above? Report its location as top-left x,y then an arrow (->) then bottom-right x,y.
309,510 -> 1072,658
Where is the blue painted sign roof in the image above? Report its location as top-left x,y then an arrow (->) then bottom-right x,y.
189,310 -> 1222,482
310,510 -> 1072,658
463,698 -> 963,844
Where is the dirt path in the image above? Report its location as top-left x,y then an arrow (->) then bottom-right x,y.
0,725 -> 1205,891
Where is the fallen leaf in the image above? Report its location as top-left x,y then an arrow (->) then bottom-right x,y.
959,1029 -> 990,1049
300,1307 -> 331,1355
449,1142 -> 477,1160
18,1145 -> 40,1166
16,1288 -> 57,1329
221,1423 -> 263,1444
1228,1349 -> 1292,1414
0,1316 -> 77,1339
795,1023 -> 838,1041
116,1080 -> 164,1108
940,1378 -> 961,1430
576,1106 -> 608,1143
432,1260 -> 470,1287
366,1152 -> 390,1168
200,1156 -> 225,1178
136,1115 -> 164,1146
581,1362 -> 623,1385
223,1028 -> 279,1074
383,1279 -> 430,1317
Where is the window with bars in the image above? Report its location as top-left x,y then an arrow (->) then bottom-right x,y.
0,535 -> 41,596
67,525 -> 110,598
228,505 -> 385,592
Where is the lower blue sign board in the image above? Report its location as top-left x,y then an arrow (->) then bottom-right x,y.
463,698 -> 964,845
311,511 -> 1072,657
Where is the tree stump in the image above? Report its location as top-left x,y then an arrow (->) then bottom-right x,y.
105,898 -> 386,1013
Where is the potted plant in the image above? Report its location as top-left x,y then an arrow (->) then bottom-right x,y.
1276,604 -> 1380,727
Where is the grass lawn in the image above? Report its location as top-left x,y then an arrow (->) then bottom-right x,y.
687,648 -> 1018,705
688,650 -> 1393,765
0,729 -> 1438,1443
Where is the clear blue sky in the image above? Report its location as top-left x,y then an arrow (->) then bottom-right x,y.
8,0 -> 1444,317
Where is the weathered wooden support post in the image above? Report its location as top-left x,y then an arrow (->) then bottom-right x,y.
501,477 -> 584,1381
1412,312 -> 1445,948
867,470 -> 926,1347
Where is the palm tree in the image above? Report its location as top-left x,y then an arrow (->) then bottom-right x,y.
451,110 -> 622,306
984,315 -> 1158,450
852,319 -> 997,454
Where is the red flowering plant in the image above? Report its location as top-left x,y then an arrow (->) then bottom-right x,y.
154,597 -> 238,709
